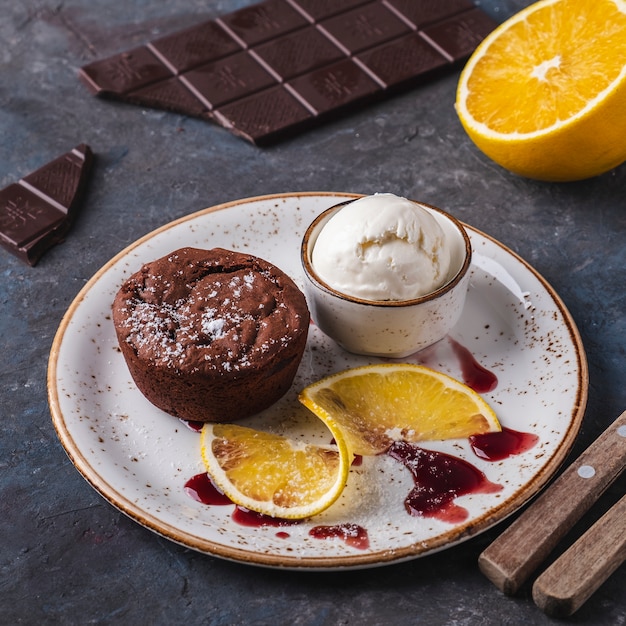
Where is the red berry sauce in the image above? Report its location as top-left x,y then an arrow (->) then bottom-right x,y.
448,338 -> 498,393
470,426 -> 539,461
184,472 -> 232,505
309,523 -> 370,550
387,441 -> 502,523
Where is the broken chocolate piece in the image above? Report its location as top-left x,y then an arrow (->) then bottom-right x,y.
79,0 -> 498,145
0,145 -> 93,266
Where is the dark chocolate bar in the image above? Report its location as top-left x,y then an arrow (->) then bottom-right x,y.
79,0 -> 497,145
0,145 -> 93,266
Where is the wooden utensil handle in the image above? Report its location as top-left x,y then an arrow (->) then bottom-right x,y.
532,492 -> 626,617
478,410 -> 626,594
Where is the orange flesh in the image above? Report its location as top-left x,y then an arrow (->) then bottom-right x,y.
465,1 -> 626,133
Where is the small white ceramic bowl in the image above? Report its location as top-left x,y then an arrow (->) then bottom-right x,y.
301,198 -> 472,357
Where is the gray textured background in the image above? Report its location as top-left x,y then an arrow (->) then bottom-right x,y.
1,1 -> 624,624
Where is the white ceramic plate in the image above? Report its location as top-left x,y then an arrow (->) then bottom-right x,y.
48,192 -> 588,569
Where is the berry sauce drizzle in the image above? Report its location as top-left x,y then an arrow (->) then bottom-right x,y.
387,441 -> 503,523
309,523 -> 370,550
470,426 -> 539,461
448,338 -> 498,393
184,472 -> 232,505
411,337 -> 498,394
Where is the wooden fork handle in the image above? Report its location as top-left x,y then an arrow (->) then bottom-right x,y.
478,410 -> 626,595
532,492 -> 626,617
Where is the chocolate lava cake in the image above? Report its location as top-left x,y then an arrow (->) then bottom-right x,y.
112,247 -> 310,422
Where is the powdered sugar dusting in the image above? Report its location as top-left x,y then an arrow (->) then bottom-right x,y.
202,314 -> 226,340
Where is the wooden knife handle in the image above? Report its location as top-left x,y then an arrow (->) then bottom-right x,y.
532,492 -> 626,617
478,410 -> 626,595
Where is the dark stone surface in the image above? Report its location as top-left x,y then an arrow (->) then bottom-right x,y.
1,1 -> 624,624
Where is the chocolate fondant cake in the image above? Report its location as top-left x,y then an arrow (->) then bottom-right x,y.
112,247 -> 310,422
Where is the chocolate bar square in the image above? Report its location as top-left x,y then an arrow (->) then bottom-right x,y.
215,85 -> 313,144
319,3 -> 411,54
288,58 -> 380,114
181,51 -> 277,109
422,7 -> 499,62
218,0 -> 307,46
149,20 -> 241,73
81,46 -> 172,96
357,33 -> 448,89
253,26 -> 344,81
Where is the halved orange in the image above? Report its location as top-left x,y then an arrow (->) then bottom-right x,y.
456,0 -> 626,181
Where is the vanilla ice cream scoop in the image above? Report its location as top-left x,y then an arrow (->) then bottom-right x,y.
311,194 -> 452,301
